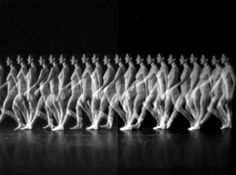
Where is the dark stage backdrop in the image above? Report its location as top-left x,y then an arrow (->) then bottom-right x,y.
0,0 -> 118,54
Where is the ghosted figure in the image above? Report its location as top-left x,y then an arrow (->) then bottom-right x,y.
122,55 -> 148,131
133,54 -> 159,129
0,57 -> 19,127
21,55 -> 38,130
95,55 -> 115,129
12,55 -> 28,130
103,54 -> 126,130
217,54 -> 235,129
86,54 -> 103,130
59,55 -> 82,130
28,56 -> 50,129
76,54 -> 93,129
166,55 -> 194,129
189,55 -> 212,130
120,54 -> 137,130
52,55 -> 71,131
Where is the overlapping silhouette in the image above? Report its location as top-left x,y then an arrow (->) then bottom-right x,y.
0,54 -> 234,131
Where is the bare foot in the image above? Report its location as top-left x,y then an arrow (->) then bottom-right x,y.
14,123 -> 25,131
86,124 -> 98,130
188,124 -> 200,131
21,124 -> 32,130
132,121 -> 141,129
52,125 -> 64,131
100,122 -> 112,129
120,124 -> 132,131
43,123 -> 54,129
70,123 -> 83,130
153,123 -> 166,130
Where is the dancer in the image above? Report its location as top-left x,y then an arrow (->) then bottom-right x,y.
155,55 -> 179,129
86,54 -> 103,130
0,57 -> 22,129
132,54 -> 159,129
152,54 -> 169,129
185,54 -> 201,121
217,54 -> 235,129
12,55 -> 29,130
189,55 -> 212,130
76,54 -> 93,129
54,55 -> 83,130
28,56 -> 50,129
166,55 -> 194,129
21,55 -> 38,129
199,55 -> 226,129
124,55 -> 148,130
43,55 -> 60,129
52,55 -> 71,130
94,55 -> 115,129
102,54 -> 126,130
120,54 -> 137,130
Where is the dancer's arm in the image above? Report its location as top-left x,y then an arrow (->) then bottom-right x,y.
97,67 -> 103,88
189,67 -> 201,92
29,69 -> 47,92
0,81 -> 8,89
108,66 -> 124,87
229,66 -> 236,99
170,68 -> 190,91
126,68 -> 136,90
42,67 -> 56,86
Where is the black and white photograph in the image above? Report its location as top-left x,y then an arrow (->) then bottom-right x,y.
0,0 -> 235,175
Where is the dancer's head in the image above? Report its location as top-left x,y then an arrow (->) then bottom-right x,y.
125,53 -> 132,63
147,54 -> 154,64
17,55 -> 23,64
221,54 -> 229,64
27,55 -> 33,65
49,54 -> 55,64
6,56 -> 12,66
179,55 -> 187,65
200,55 -> 208,65
59,54 -> 65,64
114,54 -> 121,64
71,55 -> 78,65
190,53 -> 197,63
167,54 -> 175,64
92,54 -> 98,63
39,56 -> 45,66
103,55 -> 110,65
136,54 -> 143,64
211,55 -> 219,66
156,53 -> 163,63
82,54 -> 88,64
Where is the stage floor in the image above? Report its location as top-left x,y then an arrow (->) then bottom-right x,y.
0,127 -> 233,175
